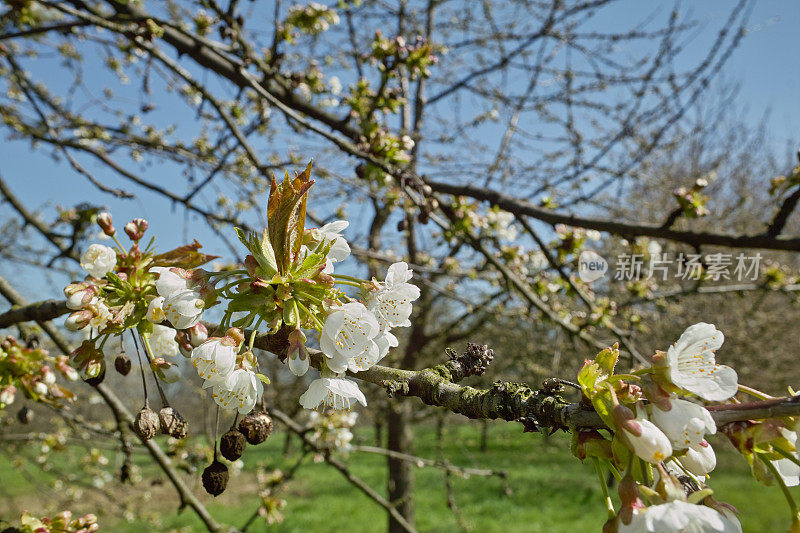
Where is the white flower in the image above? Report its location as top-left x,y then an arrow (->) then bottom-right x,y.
622,416 -> 673,464
149,325 -> 179,357
665,323 -> 737,401
190,337 -> 237,384
0,386 -> 16,405
80,244 -> 117,278
146,296 -> 165,323
88,302 -> 113,331
320,302 -> 381,373
150,267 -> 191,298
681,440 -> 717,476
65,286 -> 98,310
623,501 -> 741,533
42,367 -> 56,385
348,330 -> 397,372
287,329 -> 310,377
209,368 -> 263,414
486,209 -> 518,241
650,397 -> 716,449
33,382 -> 48,396
773,427 -> 800,487
299,372 -> 367,411
162,289 -> 204,329
317,220 -> 351,263
366,262 -> 421,330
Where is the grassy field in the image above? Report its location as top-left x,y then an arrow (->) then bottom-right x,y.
0,420 -> 791,532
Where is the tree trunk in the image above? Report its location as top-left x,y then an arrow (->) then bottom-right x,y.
387,399 -> 414,533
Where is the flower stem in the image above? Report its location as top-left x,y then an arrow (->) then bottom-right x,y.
248,317 -> 264,352
774,447 -> 800,469
111,235 -> 128,255
592,457 -> 616,519
333,279 -> 366,289
296,299 -> 324,331
332,273 -> 367,283
738,384 -> 774,400
207,269 -> 247,278
761,453 -> 800,518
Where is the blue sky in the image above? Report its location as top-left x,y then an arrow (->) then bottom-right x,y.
1,0 -> 798,303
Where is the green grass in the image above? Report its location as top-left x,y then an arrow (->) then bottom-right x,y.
0,421 -> 793,532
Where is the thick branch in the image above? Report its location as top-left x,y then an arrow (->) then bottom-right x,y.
3,297 -> 800,432
426,179 -> 800,252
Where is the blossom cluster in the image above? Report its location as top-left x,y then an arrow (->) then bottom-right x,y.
577,322 -> 800,532
0,335 -> 76,410
5,510 -> 98,533
308,410 -> 358,456
63,212 -> 218,385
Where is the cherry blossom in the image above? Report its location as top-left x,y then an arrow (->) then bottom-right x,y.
319,302 -> 381,373
299,371 -> 367,411
681,440 -> 717,476
664,323 -> 738,401
79,244 -> 117,279
209,368 -> 263,414
650,397 -> 716,448
162,289 -> 204,329
149,325 -> 179,358
366,262 -> 421,330
621,415 -> 673,464
190,337 -> 237,385
620,501 -> 741,533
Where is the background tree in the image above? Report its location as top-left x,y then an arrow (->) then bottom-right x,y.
1,1 -> 799,532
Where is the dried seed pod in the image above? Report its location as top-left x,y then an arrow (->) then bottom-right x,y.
17,406 -> 33,424
159,407 -> 188,439
115,354 -> 132,375
202,460 -> 229,496
238,412 -> 273,445
133,406 -> 160,441
220,429 -> 247,461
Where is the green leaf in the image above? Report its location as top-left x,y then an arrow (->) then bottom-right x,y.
595,343 -> 619,377
235,227 -> 278,277
256,373 -> 271,385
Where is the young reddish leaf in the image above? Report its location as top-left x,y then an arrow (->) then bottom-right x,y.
267,161 -> 314,274
152,240 -> 219,269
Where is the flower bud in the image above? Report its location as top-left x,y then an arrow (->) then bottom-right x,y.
187,323 -> 208,347
238,412 -> 273,445
202,460 -> 229,496
41,366 -> 56,385
97,212 -> 115,236
226,327 -> 244,346
220,429 -> 247,460
124,221 -> 142,241
81,361 -> 106,386
114,354 -> 132,375
159,407 -> 188,439
32,381 -> 48,396
65,310 -> 93,331
0,385 -> 17,406
133,406 -> 160,441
